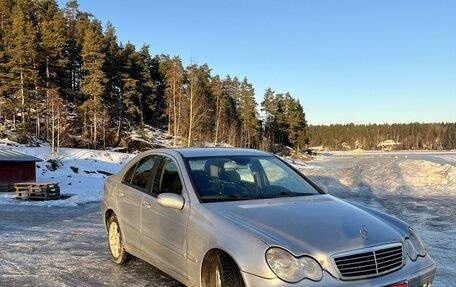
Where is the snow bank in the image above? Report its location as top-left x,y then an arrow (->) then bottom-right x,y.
298,152 -> 456,198
0,146 -> 134,207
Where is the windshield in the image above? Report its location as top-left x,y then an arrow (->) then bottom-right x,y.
187,155 -> 320,202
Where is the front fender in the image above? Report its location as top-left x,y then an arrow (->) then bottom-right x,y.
185,207 -> 276,285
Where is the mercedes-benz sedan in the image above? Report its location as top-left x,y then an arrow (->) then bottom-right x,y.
101,148 -> 436,287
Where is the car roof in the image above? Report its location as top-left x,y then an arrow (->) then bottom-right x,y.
152,147 -> 272,158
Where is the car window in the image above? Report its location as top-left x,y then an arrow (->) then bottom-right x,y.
152,157 -> 183,195
258,158 -> 316,193
227,161 -> 254,183
124,155 -> 157,190
187,155 -> 319,202
123,163 -> 136,184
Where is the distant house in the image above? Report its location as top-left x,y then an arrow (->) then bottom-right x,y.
377,140 -> 401,151
0,149 -> 43,192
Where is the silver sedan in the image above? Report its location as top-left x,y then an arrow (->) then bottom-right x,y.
101,148 -> 436,287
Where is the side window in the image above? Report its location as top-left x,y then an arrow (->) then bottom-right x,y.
123,163 -> 136,184
126,155 -> 157,190
152,157 -> 182,195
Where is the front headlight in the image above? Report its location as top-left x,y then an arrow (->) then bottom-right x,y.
405,227 -> 426,261
265,247 -> 323,283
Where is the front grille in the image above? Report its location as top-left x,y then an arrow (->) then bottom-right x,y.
333,243 -> 404,280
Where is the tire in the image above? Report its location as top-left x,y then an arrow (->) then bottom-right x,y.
208,252 -> 245,287
107,215 -> 130,264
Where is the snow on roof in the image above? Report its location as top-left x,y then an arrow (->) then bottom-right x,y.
0,149 -> 43,162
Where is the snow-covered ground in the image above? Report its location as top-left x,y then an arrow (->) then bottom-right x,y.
0,146 -> 134,207
0,146 -> 455,286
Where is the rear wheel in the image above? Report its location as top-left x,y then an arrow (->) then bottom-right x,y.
207,252 -> 245,287
107,215 -> 130,264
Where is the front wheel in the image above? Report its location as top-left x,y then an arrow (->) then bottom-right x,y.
207,252 -> 245,287
107,215 -> 130,264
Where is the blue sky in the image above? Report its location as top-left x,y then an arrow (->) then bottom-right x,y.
57,0 -> 455,125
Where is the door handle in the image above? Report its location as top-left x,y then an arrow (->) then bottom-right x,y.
118,192 -> 125,197
143,202 -> 151,209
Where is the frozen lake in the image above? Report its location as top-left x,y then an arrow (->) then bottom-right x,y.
0,149 -> 455,286
301,151 -> 456,286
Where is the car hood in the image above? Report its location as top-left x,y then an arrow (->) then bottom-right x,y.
205,195 -> 406,256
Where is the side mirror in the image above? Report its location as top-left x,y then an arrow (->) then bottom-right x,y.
318,185 -> 328,194
157,193 -> 185,210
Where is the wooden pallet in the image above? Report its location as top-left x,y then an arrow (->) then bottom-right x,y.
15,182 -> 60,200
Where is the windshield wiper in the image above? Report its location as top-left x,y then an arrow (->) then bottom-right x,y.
201,194 -> 257,202
281,191 -> 315,197
258,191 -> 316,199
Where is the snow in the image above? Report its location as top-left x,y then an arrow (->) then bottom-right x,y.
1,146 -> 455,285
294,151 -> 456,197
0,145 -> 134,207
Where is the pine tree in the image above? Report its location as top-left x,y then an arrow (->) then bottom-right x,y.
138,45 -> 155,127
261,88 -> 277,150
159,55 -> 185,145
0,0 -> 14,123
7,0 -> 39,134
211,75 -> 224,145
282,94 -> 307,151
62,2 -> 90,104
239,78 -> 259,148
222,76 -> 241,146
118,43 -> 142,128
80,21 -> 106,148
185,63 -> 211,147
36,0 -> 67,150
101,21 -> 122,147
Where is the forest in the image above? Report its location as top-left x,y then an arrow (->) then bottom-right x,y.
0,0 -> 309,151
0,0 -> 454,152
309,123 -> 456,151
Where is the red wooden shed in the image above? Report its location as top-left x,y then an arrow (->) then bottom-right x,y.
0,149 -> 43,192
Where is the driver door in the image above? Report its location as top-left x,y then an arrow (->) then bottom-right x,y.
141,155 -> 190,278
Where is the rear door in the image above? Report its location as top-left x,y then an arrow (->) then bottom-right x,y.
117,155 -> 158,250
141,155 -> 190,277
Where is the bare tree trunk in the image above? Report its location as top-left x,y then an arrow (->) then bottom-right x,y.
57,100 -> 60,155
44,97 -> 48,141
20,70 -> 25,125
214,94 -> 221,145
176,93 -> 181,145
51,92 -> 56,158
45,58 -> 50,143
167,103 -> 172,136
187,82 -> 193,147
115,90 -> 123,147
83,109 -> 87,148
172,79 -> 177,146
93,97 -> 97,149
103,106 -> 107,149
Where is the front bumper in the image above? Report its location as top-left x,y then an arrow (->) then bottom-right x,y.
242,255 -> 436,287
